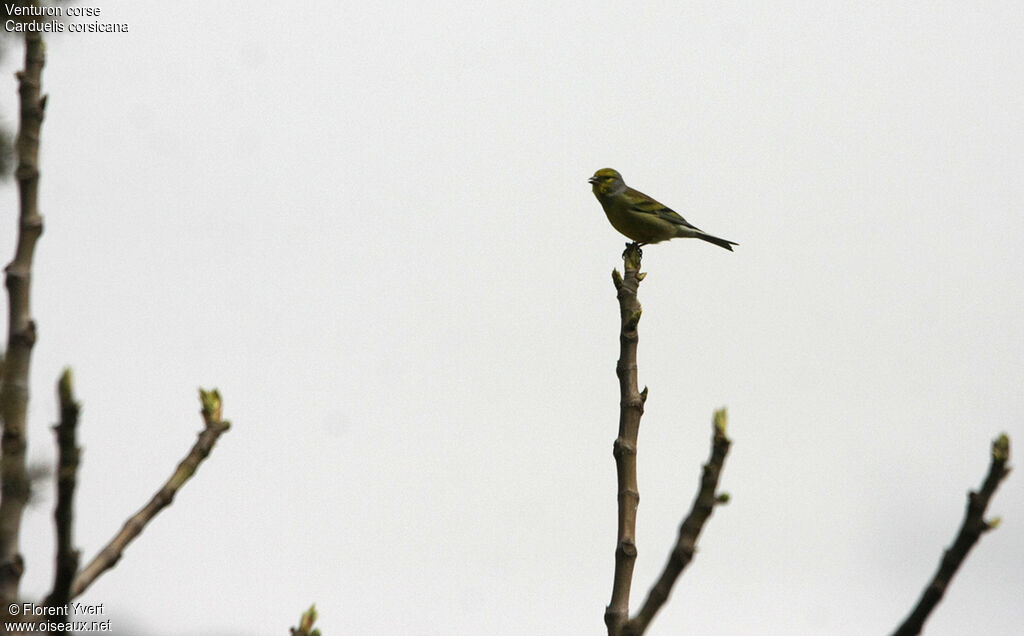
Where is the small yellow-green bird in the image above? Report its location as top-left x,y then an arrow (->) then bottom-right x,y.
589,168 -> 738,251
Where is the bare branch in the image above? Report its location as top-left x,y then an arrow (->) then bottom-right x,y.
605,242 -> 647,636
0,29 -> 46,609
891,434 -> 1011,636
44,369 -> 82,609
70,389 -> 231,598
623,410 -> 732,636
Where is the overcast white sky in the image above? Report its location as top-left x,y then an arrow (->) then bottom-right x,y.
2,2 -> 1023,635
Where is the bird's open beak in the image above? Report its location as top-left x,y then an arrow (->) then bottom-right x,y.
588,177 -> 598,184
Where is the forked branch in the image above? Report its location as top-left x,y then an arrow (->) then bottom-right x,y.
622,411 -> 731,636
605,243 -> 733,636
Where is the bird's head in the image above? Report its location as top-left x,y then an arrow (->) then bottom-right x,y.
589,168 -> 626,197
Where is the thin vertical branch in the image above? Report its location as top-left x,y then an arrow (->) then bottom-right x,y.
623,410 -> 732,636
44,369 -> 82,609
605,243 -> 647,636
70,389 -> 231,598
891,434 -> 1011,636
0,29 -> 47,609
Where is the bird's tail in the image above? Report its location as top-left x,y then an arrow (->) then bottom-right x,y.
698,233 -> 738,252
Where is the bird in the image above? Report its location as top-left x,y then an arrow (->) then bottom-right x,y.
589,168 -> 737,251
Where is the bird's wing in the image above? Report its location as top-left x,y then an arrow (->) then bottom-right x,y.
626,188 -> 704,232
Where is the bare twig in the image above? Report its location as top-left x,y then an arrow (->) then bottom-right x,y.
622,410 -> 732,636
0,29 -> 47,609
70,389 -> 231,598
44,369 -> 82,609
605,243 -> 647,636
891,434 -> 1011,636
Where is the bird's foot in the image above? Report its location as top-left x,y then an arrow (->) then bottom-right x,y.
622,242 -> 643,270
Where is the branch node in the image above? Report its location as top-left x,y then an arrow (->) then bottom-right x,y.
617,489 -> 639,506
625,309 -> 642,331
616,539 -> 637,558
612,439 -> 637,458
